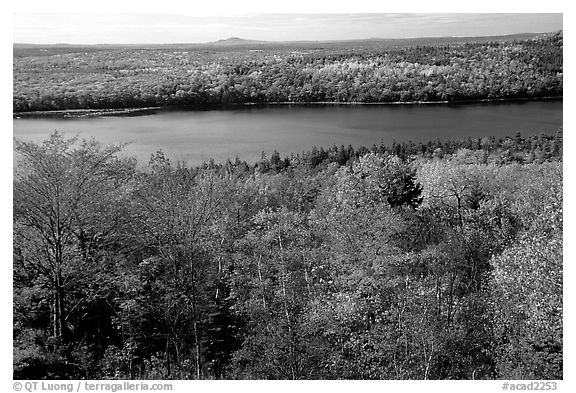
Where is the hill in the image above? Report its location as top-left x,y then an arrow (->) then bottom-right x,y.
13,31 -> 556,57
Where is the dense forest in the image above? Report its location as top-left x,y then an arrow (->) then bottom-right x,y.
13,130 -> 562,379
13,32 -> 562,112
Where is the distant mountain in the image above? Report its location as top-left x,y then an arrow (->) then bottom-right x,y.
13,31 -> 561,57
209,37 -> 269,46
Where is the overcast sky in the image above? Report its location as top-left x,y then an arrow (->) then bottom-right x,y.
13,13 -> 562,45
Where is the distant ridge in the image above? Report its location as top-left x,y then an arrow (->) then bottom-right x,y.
13,31 -> 562,57
209,37 -> 269,46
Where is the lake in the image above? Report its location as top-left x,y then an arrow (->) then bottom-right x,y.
13,101 -> 563,165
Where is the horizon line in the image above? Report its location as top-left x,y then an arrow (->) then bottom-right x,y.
13,29 -> 562,46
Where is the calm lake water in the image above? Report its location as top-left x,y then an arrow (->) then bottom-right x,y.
13,101 -> 562,165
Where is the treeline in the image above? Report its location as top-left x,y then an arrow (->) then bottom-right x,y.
13,32 -> 562,112
13,131 -> 562,379
247,130 -> 563,174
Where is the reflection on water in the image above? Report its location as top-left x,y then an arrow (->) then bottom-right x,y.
13,101 -> 562,165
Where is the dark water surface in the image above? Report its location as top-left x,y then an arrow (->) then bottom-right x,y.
13,101 -> 562,165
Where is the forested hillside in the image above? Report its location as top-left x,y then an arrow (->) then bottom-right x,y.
13,32 -> 562,112
13,131 -> 562,379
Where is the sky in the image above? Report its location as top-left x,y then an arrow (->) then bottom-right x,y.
13,13 -> 563,45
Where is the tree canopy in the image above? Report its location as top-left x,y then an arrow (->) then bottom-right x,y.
14,33 -> 562,113
13,131 -> 562,379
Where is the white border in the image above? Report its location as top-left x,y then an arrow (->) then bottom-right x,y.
3,2 -> 572,392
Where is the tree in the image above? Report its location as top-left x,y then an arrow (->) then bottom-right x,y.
131,153 -> 232,379
13,132 -> 135,375
229,207 -> 322,379
490,163 -> 562,379
490,230 -> 562,379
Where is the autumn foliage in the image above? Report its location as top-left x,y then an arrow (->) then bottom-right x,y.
13,131 -> 562,379
13,33 -> 562,112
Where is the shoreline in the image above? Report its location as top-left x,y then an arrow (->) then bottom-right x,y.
13,107 -> 163,119
13,96 -> 563,119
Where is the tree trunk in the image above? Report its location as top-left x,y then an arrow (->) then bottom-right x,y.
257,254 -> 267,309
53,271 -> 66,343
192,319 -> 201,379
215,237 -> 224,301
190,250 -> 202,380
